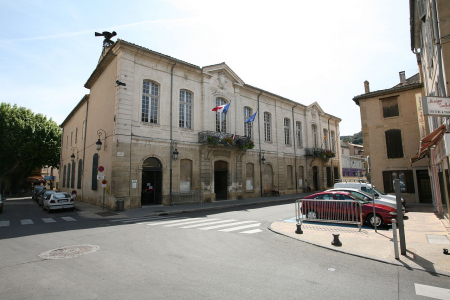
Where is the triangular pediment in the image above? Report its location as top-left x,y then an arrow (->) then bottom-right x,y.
202,63 -> 244,86
306,102 -> 325,115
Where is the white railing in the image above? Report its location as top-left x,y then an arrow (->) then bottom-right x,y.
295,199 -> 363,231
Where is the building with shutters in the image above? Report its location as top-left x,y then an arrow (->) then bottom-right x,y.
59,40 -> 341,210
353,72 -> 430,205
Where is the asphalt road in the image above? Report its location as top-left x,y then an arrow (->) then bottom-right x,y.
0,197 -> 449,299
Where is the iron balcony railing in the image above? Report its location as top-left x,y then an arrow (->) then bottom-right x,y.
198,131 -> 254,150
305,147 -> 336,159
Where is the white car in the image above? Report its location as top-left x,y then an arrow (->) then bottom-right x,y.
333,181 -> 405,205
326,188 -> 406,213
42,192 -> 75,212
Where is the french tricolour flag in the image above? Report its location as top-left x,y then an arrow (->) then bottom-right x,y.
212,103 -> 230,114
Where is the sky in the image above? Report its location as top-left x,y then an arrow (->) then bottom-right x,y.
0,0 -> 419,136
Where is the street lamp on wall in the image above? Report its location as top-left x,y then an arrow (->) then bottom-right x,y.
70,147 -> 78,163
96,129 -> 106,151
172,140 -> 179,161
261,153 -> 266,165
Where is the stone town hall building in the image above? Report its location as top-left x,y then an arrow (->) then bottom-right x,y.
59,40 -> 341,209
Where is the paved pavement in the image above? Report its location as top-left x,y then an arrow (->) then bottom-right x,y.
72,193 -> 450,276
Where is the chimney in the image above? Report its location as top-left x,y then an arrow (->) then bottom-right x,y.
399,71 -> 406,83
364,80 -> 370,93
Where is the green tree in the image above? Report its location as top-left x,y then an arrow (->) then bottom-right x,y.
0,103 -> 61,189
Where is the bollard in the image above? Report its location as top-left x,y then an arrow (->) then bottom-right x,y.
331,233 -> 342,246
295,222 -> 303,234
444,249 -> 449,255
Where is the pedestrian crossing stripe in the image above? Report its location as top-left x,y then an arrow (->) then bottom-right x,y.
218,223 -> 261,232
164,218 -> 220,227
415,283 -> 450,300
21,219 -> 34,225
0,221 -> 10,227
0,217 -> 77,227
179,219 -> 237,228
199,221 -> 257,230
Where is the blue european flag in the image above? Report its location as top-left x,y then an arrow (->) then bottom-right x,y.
245,111 -> 257,123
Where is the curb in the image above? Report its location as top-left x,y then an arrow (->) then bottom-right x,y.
268,224 -> 450,277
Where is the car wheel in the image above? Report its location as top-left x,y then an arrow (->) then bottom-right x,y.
366,213 -> 383,228
47,206 -> 52,213
306,210 -> 318,219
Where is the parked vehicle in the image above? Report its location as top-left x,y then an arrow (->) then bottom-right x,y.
42,192 -> 75,212
0,194 -> 5,213
334,181 -> 405,205
33,187 -> 46,202
326,188 -> 406,213
38,190 -> 57,206
302,191 -> 398,227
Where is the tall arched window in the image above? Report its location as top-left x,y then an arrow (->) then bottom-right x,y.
142,80 -> 159,124
67,163 -> 71,188
296,121 -> 303,147
264,112 -> 271,142
312,125 -> 318,148
62,165 -> 66,188
92,154 -> 99,190
179,90 -> 192,129
180,159 -> 192,192
284,118 -> 290,145
77,159 -> 83,189
215,98 -> 227,132
243,107 -> 252,138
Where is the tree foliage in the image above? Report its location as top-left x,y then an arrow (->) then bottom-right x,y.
340,131 -> 363,145
0,103 -> 61,186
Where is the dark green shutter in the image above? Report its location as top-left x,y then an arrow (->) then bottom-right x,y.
382,171 -> 393,193
92,154 -> 98,190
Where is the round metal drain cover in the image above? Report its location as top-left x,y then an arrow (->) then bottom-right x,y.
38,245 -> 99,260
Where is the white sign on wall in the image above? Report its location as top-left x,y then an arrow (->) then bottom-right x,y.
422,96 -> 450,116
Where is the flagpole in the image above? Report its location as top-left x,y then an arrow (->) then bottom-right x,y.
257,91 -> 263,197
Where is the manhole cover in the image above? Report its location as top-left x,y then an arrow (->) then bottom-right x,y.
38,245 -> 100,260
96,211 -> 119,217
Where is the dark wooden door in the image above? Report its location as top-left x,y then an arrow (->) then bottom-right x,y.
416,170 -> 432,203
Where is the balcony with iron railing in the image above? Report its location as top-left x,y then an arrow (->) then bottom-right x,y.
305,148 -> 336,159
198,131 -> 254,150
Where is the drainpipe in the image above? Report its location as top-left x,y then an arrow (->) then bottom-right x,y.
81,96 -> 89,201
257,91 -> 263,197
292,103 -> 299,193
169,62 -> 177,205
432,0 -> 447,97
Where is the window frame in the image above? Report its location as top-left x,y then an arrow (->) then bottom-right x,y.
215,98 -> 227,132
296,121 -> 303,148
264,112 -> 271,142
141,80 -> 160,124
179,90 -> 192,129
284,118 -> 290,145
243,107 -> 252,138
385,129 -> 404,159
312,125 -> 318,148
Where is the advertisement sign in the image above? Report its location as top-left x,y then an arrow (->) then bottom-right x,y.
422,96 -> 450,116
415,94 -> 427,140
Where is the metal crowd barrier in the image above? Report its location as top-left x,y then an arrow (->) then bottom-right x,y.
295,199 -> 363,231
171,191 -> 203,205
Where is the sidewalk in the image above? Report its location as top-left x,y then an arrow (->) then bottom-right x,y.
270,205 -> 450,276
73,196 -> 450,276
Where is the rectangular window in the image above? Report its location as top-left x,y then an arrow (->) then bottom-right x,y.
385,129 -> 404,158
179,90 -> 192,129
75,127 -> 78,144
312,125 -> 317,148
381,96 -> 399,118
382,170 -> 414,193
215,98 -> 227,132
264,112 -> 271,142
284,118 -> 290,145
70,131 -> 73,146
142,81 -> 159,124
244,107 -> 252,138
323,129 -> 328,149
296,122 -> 302,147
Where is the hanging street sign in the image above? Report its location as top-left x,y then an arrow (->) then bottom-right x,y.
422,96 -> 450,116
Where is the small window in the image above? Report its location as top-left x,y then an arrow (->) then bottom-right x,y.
381,96 -> 399,118
284,118 -> 290,145
385,129 -> 403,158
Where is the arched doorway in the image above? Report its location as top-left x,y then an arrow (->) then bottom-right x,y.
313,166 -> 319,191
263,164 -> 274,192
214,160 -> 228,200
141,157 -> 162,205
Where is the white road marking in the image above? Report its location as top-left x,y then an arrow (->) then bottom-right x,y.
112,216 -> 177,223
21,219 -> 34,225
0,221 -> 10,227
180,219 -> 237,228
146,217 -> 202,226
240,229 -> 263,234
164,218 -> 218,227
415,283 -> 450,300
61,217 -> 76,221
199,221 -> 257,230
219,223 -> 261,232
42,218 -> 56,223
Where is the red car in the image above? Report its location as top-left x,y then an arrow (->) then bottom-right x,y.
302,191 -> 398,227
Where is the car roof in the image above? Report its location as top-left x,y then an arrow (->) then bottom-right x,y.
328,188 -> 363,192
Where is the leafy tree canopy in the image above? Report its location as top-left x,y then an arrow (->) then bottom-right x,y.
0,103 -> 61,184
340,131 -> 363,145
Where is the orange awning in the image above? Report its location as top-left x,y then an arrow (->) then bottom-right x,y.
25,175 -> 46,182
411,124 -> 447,164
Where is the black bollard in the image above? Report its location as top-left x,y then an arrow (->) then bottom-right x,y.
295,223 -> 303,234
331,233 -> 342,246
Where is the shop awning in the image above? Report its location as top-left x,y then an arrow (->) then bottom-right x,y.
25,175 -> 46,183
411,124 -> 447,164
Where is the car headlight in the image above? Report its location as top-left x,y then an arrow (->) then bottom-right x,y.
389,211 -> 397,215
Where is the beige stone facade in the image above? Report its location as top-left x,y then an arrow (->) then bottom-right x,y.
60,40 -> 341,210
353,73 -> 430,205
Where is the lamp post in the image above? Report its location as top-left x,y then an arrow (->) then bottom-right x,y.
96,129 -> 106,151
261,152 -> 266,165
172,140 -> 179,161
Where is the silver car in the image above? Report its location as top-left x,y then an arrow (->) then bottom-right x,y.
39,190 -> 57,206
42,192 -> 75,212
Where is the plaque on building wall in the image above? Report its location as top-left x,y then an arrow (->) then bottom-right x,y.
422,96 -> 450,116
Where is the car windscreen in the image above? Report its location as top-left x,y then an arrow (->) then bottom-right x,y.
53,193 -> 71,199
